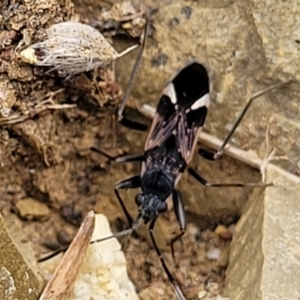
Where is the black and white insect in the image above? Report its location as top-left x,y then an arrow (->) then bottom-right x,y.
91,15 -> 289,300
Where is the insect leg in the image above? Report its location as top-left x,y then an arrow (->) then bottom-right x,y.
199,80 -> 291,161
149,219 -> 186,300
188,167 -> 272,187
115,175 -> 141,227
117,11 -> 149,132
37,247 -> 69,262
116,153 -> 144,163
170,190 -> 186,266
91,146 -> 144,163
117,115 -> 148,131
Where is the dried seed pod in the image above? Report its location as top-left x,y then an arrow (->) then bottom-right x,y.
20,22 -> 137,76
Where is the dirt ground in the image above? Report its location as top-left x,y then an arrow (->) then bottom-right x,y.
0,1 -> 262,299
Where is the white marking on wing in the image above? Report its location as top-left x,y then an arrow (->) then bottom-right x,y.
164,82 -> 177,104
190,93 -> 210,110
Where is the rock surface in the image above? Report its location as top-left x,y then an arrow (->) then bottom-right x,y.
0,213 -> 44,300
225,168 -> 300,300
15,197 -> 50,220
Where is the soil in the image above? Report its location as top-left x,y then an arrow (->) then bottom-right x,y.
0,1 -> 257,300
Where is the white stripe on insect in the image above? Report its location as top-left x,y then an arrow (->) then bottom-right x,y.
190,93 -> 210,110
164,83 -> 177,104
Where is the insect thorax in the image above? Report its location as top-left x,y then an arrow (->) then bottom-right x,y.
141,142 -> 186,199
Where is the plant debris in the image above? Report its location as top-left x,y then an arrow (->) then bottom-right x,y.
97,1 -> 148,38
20,22 -> 138,77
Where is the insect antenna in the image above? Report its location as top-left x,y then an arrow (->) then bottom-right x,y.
89,228 -> 133,244
120,212 -> 142,248
37,246 -> 69,262
37,223 -> 137,263
90,212 -> 142,245
117,10 -> 149,123
212,80 -> 291,160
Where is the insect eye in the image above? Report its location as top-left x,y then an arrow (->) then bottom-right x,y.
135,194 -> 144,206
158,202 -> 167,213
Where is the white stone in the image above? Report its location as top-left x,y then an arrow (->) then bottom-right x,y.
69,214 -> 138,300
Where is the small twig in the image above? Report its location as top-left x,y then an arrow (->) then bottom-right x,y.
36,88 -> 65,108
0,103 -> 76,125
115,10 -> 145,22
0,88 -> 74,125
260,117 -> 291,183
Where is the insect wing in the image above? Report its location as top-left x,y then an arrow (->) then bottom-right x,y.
145,68 -> 183,150
145,106 -> 178,151
145,62 -> 210,163
173,62 -> 210,162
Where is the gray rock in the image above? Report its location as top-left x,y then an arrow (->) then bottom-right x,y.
225,168 -> 300,300
0,213 -> 44,300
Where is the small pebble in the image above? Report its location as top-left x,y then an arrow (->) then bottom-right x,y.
206,248 -> 221,261
198,290 -> 208,299
218,247 -> 229,268
215,225 -> 232,240
15,198 -> 50,220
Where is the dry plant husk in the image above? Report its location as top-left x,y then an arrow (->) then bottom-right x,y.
20,22 -> 137,76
